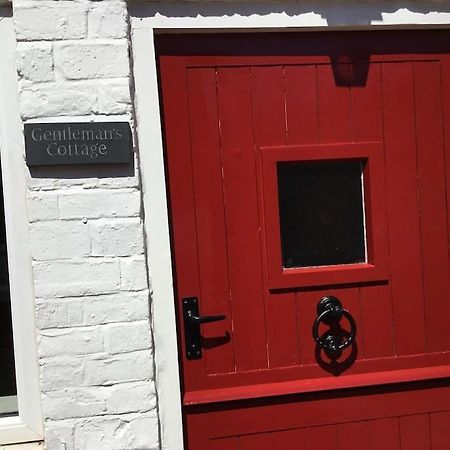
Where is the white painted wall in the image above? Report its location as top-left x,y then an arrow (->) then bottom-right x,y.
12,1 -> 159,449
6,0 -> 450,449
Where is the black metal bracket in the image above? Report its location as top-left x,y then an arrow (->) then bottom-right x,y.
183,297 -> 225,360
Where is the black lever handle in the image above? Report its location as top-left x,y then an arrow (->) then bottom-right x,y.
186,311 -> 226,325
183,297 -> 226,360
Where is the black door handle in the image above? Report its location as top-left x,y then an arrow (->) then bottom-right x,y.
186,311 -> 225,325
183,297 -> 226,360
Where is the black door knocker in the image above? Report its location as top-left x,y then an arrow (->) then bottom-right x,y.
312,296 -> 356,359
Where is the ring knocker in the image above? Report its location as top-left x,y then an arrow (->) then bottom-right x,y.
312,296 -> 356,356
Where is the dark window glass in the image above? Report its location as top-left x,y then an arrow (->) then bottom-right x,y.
277,160 -> 366,268
0,165 -> 17,415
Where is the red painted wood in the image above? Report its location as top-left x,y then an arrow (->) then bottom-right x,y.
414,61 -> 450,353
260,143 -> 389,289
337,421 -> 370,450
186,383 -> 450,439
368,418 -> 400,450
350,62 -> 383,143
430,411 -> 450,450
399,414 -> 431,450
317,64 -> 351,143
266,292 -> 300,368
159,32 -> 450,450
285,65 -> 319,145
156,30 -> 450,60
251,66 -> 286,147
180,352 -> 450,395
210,437 -> 240,450
382,61 -> 426,356
272,429 -> 306,450
297,288 -> 330,365
158,58 -> 205,390
442,58 -> 450,339
336,287 -> 363,359
305,425 -> 337,450
184,364 -> 450,405
360,285 -> 394,358
187,68 -> 235,375
251,65 -> 300,369
240,434 -> 273,450
216,67 -> 268,371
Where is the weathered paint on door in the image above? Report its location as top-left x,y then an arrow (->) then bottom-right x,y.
158,31 -> 450,449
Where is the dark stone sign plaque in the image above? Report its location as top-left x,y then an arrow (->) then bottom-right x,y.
25,122 -> 132,166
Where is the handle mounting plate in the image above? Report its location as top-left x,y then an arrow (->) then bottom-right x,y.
183,297 -> 202,360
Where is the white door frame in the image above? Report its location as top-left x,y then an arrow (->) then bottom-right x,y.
130,3 -> 450,449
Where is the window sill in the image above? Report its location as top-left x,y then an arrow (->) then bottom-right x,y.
1,442 -> 44,450
0,417 -> 42,446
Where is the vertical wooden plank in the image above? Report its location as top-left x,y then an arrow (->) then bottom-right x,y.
317,64 -> 351,143
442,57 -> 450,344
273,428 -> 306,450
266,292 -> 300,367
399,414 -> 430,450
335,287 -> 363,360
240,433 -> 273,450
298,288 -> 330,365
217,67 -> 267,371
187,68 -> 235,375
360,285 -> 395,358
159,58 -> 205,390
185,411 -> 212,450
337,421 -> 370,450
297,63 -> 355,368
350,61 -> 385,369
414,62 -> 450,352
382,62 -> 426,355
285,65 -> 319,145
252,65 -> 286,147
252,65 -> 299,368
430,411 -> 450,450
414,61 -> 450,353
368,418 -> 400,450
305,425 -> 337,450
351,62 -> 383,142
210,437 -> 240,450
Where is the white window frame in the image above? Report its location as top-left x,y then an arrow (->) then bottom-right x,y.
0,10 -> 43,444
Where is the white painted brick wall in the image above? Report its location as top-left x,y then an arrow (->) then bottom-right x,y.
120,256 -> 149,291
16,42 -> 54,82
29,221 -> 91,260
90,218 -> 145,257
33,258 -> 121,297
13,0 -> 160,448
14,3 -> 88,41
54,41 -> 130,80
83,350 -> 154,386
36,291 -> 150,330
88,2 -> 128,39
58,188 -> 141,219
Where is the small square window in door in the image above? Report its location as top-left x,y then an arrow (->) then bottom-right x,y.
260,143 -> 389,289
278,160 -> 366,268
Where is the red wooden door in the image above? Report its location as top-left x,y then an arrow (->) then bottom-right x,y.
158,31 -> 450,449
